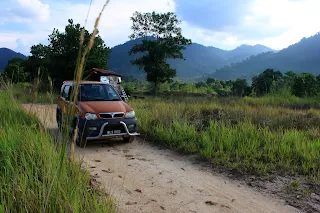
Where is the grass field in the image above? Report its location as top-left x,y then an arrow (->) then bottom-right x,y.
130,96 -> 320,178
4,83 -> 57,104
6,82 -> 320,178
0,91 -> 116,213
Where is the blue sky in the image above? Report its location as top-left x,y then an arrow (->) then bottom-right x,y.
1,0 -> 319,55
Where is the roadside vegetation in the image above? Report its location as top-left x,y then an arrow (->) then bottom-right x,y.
0,91 -> 116,212
130,96 -> 320,177
0,1 -> 119,212
5,82 -> 56,104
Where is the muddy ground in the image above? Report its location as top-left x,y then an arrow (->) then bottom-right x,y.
22,104 -> 320,213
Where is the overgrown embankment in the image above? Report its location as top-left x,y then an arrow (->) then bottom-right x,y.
131,97 -> 320,177
0,92 -> 115,213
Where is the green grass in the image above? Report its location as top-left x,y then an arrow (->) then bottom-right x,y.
0,92 -> 116,213
6,83 -> 57,104
130,97 -> 320,177
244,95 -> 320,109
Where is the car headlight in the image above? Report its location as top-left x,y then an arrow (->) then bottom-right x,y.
85,113 -> 98,120
125,110 -> 135,118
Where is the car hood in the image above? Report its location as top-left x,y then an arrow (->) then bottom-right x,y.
78,101 -> 133,114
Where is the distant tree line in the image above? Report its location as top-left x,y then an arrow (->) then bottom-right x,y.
122,68 -> 320,98
205,68 -> 320,97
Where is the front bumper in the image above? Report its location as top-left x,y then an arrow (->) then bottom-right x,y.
78,117 -> 140,140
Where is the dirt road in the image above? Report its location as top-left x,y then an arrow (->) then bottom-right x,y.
23,104 -> 301,213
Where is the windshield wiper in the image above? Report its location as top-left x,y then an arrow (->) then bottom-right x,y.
91,98 -> 107,101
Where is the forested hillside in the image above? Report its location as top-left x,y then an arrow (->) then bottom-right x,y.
211,33 -> 320,80
109,38 -> 274,80
0,48 -> 26,71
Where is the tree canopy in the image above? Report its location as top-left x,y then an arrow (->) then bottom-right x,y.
4,57 -> 29,83
252,69 -> 283,96
129,11 -> 191,94
232,78 -> 252,96
27,19 -> 111,87
292,73 -> 318,97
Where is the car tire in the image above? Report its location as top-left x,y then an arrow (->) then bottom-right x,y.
72,119 -> 87,148
123,136 -> 135,143
57,112 -> 62,131
76,133 -> 86,148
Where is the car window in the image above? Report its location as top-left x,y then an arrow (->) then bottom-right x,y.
78,84 -> 121,101
66,86 -> 73,101
62,85 -> 70,99
60,85 -> 65,96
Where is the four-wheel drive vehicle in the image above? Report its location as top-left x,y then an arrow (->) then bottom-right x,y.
56,81 -> 139,147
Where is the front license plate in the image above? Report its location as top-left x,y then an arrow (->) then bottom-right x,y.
113,130 -> 121,134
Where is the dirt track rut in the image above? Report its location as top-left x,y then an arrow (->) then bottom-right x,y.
23,104 -> 301,213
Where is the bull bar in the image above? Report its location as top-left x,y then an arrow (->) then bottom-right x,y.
86,121 -> 140,140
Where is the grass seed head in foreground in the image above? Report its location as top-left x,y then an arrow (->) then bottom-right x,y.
0,92 -> 116,213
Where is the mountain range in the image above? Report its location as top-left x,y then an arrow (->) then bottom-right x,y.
108,38 -> 275,80
1,32 -> 320,81
0,48 -> 26,71
211,33 -> 320,80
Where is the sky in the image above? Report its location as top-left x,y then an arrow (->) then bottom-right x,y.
1,0 -> 320,55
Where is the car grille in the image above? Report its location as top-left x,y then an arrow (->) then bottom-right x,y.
102,124 -> 126,134
99,112 -> 124,119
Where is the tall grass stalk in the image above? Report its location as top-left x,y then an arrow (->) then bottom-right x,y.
43,1 -> 112,211
0,0 -> 116,211
32,67 -> 41,103
70,0 -> 111,158
0,92 -> 116,212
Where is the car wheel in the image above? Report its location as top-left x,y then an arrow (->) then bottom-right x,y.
72,120 -> 86,148
123,136 -> 135,143
57,113 -> 62,131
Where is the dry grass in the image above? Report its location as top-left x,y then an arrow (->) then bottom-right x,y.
130,97 -> 320,177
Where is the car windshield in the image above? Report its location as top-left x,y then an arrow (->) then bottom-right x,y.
78,84 -> 121,101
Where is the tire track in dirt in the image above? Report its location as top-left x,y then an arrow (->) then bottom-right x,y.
23,104 -> 301,213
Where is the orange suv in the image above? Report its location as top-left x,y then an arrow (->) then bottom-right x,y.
56,81 -> 139,147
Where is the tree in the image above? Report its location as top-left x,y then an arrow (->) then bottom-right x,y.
292,73 -> 317,97
206,78 -> 216,84
284,70 -> 297,85
4,57 -> 29,83
316,74 -> 320,93
129,11 -> 192,95
28,19 -> 111,87
231,78 -> 251,96
252,69 -> 283,96
23,44 -> 51,81
195,81 -> 208,88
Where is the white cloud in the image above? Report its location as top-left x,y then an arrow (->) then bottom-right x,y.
0,31 -> 49,54
17,0 -> 50,21
1,0 -> 320,55
179,0 -> 320,50
180,22 -> 240,49
247,0 -> 320,49
3,0 -> 175,55
50,0 -> 176,47
0,0 -> 50,23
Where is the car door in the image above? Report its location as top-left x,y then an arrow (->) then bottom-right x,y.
60,84 -> 71,115
67,85 -> 78,118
